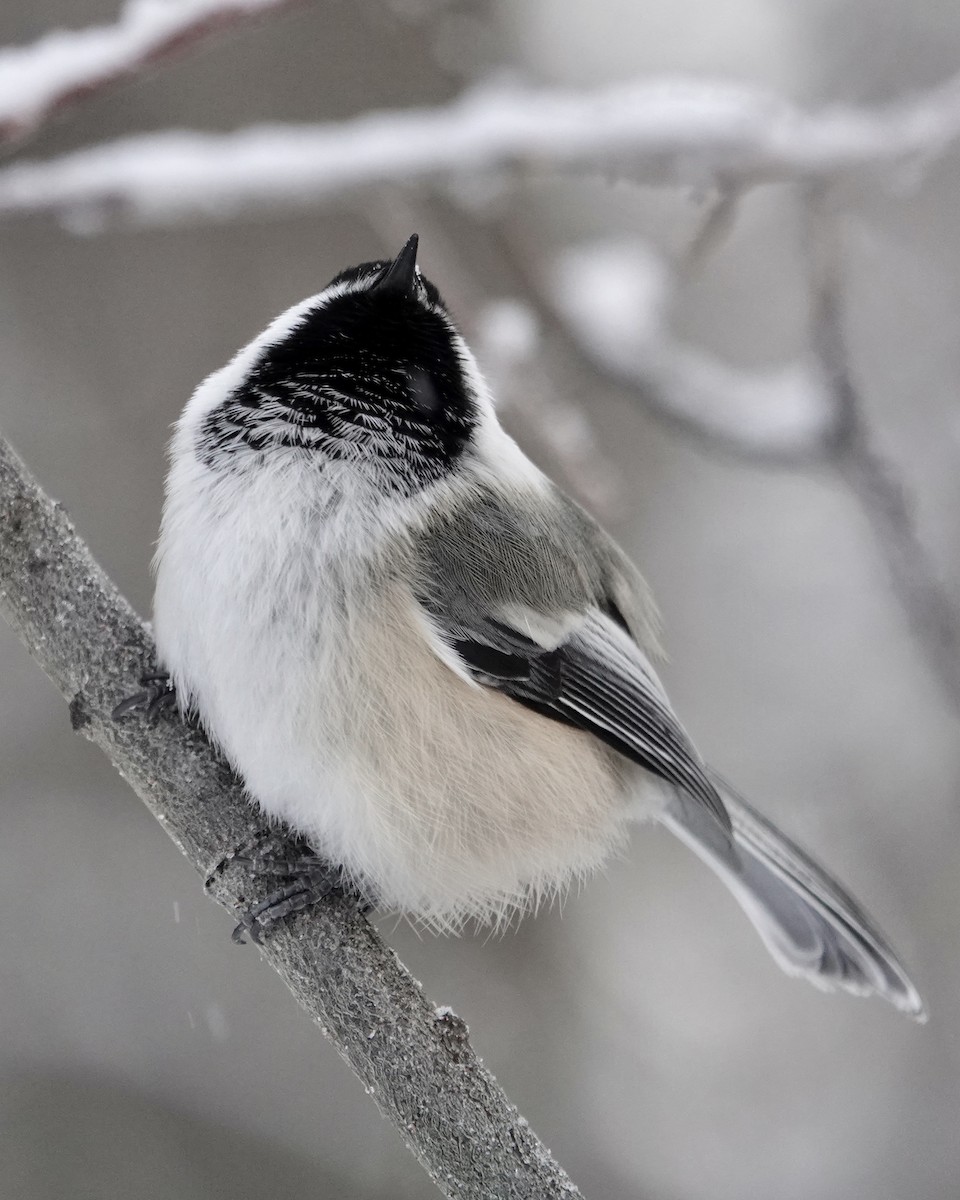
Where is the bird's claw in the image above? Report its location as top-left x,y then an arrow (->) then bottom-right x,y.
112,672 -> 177,723
232,855 -> 349,945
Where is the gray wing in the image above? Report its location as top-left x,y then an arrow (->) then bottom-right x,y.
415,484 -> 923,1015
416,485 -> 731,834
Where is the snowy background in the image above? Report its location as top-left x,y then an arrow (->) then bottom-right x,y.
2,2 -> 959,1197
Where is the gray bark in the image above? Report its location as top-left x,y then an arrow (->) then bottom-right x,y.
0,429 -> 584,1200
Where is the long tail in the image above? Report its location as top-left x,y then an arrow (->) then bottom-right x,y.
662,776 -> 925,1020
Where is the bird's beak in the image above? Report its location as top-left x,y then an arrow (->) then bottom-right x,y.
370,233 -> 420,298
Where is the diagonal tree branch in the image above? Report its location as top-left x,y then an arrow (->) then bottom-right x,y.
0,0 -> 304,150
0,428 -> 585,1200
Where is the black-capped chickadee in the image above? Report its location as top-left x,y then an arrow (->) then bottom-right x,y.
152,234 -> 923,1018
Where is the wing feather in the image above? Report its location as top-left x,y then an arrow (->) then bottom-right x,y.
415,481 -> 729,834
429,602 -> 730,833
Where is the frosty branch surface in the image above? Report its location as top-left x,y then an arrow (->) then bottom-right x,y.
0,0 -> 301,147
0,429 -> 584,1200
2,72 -> 960,225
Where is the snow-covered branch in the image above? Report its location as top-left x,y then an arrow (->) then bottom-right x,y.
0,0 -> 301,147
474,299 -> 625,514
2,72 -> 960,226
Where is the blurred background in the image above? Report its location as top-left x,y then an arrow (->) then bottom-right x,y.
2,1 -> 959,1197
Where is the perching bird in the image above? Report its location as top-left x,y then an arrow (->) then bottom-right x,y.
148,234 -> 923,1018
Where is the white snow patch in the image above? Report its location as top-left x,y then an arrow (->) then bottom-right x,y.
0,0 -> 289,134
475,299 -> 540,366
552,238 -> 834,454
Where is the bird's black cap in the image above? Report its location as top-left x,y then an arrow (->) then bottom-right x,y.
200,232 -> 476,490
369,233 -> 420,298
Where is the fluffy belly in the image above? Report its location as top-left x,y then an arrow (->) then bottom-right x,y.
239,583 -> 639,928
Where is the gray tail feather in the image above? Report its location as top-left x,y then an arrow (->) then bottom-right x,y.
662,775 -> 926,1020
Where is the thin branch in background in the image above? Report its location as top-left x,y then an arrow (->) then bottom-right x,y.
3,71 -> 960,225
0,429 -> 585,1200
677,185 -> 744,280
547,237 -> 836,463
805,190 -> 960,714
0,0 -> 303,149
474,297 -> 624,517
499,211 -> 960,716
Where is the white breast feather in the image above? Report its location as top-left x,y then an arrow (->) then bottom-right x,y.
154,374 -> 649,927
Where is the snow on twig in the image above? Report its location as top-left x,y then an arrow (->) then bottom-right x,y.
0,0 -> 301,147
2,72 -> 960,225
474,298 -> 624,514
550,239 -> 836,460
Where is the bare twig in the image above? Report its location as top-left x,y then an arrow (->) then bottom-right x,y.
0,428 -> 585,1200
0,0 -> 303,149
3,71 -> 960,226
805,193 -> 960,713
677,185 -> 744,280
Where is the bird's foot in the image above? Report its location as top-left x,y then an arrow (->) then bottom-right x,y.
230,838 -> 368,945
112,672 -> 178,723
